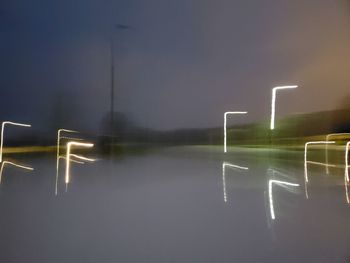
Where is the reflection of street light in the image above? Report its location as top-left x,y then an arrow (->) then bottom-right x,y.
0,161 -> 33,184
304,141 -> 335,183
0,121 -> 31,163
345,175 -> 349,204
270,85 -> 298,130
268,179 -> 299,220
224,111 -> 247,153
222,162 -> 249,203
345,141 -> 350,182
325,133 -> 350,174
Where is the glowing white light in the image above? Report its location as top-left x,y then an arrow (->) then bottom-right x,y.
55,155 -> 94,195
0,161 -> 33,184
56,129 -> 78,170
222,162 -> 249,203
0,121 -> 31,163
345,141 -> 350,182
304,141 -> 335,183
325,133 -> 350,174
65,141 -> 94,184
224,111 -> 247,153
270,85 -> 298,130
268,179 -> 299,220
306,161 -> 336,168
55,129 -> 80,195
345,175 -> 349,204
69,154 -> 96,162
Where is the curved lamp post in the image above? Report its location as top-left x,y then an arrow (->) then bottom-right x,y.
270,85 -> 298,130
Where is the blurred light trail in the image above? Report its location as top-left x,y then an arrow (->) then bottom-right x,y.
345,141 -> 350,182
304,141 -> 335,183
222,162 -> 249,203
268,179 -> 299,220
268,168 -> 294,180
65,141 -> 94,184
307,161 -> 337,168
0,161 -> 33,184
0,121 -> 31,163
56,129 -> 78,170
223,111 -> 247,153
325,133 -> 350,174
270,85 -> 298,130
56,129 -> 79,195
56,155 -> 85,196
345,175 -> 349,204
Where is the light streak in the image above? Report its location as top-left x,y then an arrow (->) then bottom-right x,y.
224,111 -> 247,153
55,129 -> 80,195
268,168 -> 292,179
69,154 -> 95,162
56,129 -> 78,171
65,141 -> 94,184
345,141 -> 350,182
0,121 -> 31,163
306,161 -> 336,168
325,133 -> 350,174
304,141 -> 335,183
345,174 -> 349,204
268,179 -> 299,220
270,85 -> 298,130
0,161 -> 33,184
55,155 -> 91,195
222,162 -> 249,203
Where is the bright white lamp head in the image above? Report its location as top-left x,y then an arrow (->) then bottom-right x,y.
270,85 -> 298,130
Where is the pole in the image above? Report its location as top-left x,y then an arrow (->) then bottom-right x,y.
110,38 -> 115,153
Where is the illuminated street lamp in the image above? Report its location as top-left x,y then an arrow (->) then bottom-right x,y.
224,111 -> 247,153
0,121 -> 31,163
56,129 -> 79,169
65,141 -> 95,184
270,85 -> 298,130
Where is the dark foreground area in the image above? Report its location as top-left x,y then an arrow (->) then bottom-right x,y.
0,146 -> 349,263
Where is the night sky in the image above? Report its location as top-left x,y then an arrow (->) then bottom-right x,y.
1,0 -> 350,132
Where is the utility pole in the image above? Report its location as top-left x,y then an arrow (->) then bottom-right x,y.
109,24 -> 132,154
110,37 -> 115,153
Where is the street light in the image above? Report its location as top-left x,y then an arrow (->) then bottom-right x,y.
270,85 -> 298,130
56,129 -> 79,169
65,141 -> 95,184
224,111 -> 247,153
0,121 -> 31,163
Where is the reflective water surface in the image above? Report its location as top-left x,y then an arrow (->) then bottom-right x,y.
1,146 -> 350,263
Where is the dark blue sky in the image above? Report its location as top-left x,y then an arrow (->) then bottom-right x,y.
1,0 -> 350,132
